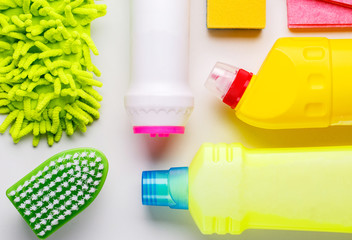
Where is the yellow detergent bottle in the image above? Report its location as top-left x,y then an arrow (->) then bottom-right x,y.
142,143 -> 352,234
205,37 -> 352,129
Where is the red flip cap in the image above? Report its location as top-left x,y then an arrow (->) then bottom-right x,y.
222,69 -> 253,109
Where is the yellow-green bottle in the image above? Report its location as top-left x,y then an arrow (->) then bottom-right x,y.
142,143 -> 352,234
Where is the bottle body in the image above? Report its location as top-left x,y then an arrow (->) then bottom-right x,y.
189,143 -> 352,234
142,143 -> 352,234
206,38 -> 352,129
125,0 -> 194,137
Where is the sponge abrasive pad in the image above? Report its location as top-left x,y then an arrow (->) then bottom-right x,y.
207,0 -> 266,29
287,0 -> 352,28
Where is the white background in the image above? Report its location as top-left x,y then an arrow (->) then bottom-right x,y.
2,0 -> 352,239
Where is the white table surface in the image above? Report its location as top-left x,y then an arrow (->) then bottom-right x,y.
2,0 -> 352,239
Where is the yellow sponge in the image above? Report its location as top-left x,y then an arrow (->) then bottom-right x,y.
207,0 -> 266,29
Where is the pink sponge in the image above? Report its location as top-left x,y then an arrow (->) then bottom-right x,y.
287,0 -> 352,28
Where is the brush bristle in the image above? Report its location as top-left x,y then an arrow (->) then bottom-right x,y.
6,148 -> 109,239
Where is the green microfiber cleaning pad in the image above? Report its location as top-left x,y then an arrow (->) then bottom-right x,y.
6,148 -> 109,239
0,0 -> 107,147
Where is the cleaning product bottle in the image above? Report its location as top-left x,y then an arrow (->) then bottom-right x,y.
125,0 -> 194,137
142,143 -> 352,234
205,37 -> 352,129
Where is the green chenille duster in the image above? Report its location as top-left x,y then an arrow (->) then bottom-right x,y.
0,0 -> 106,146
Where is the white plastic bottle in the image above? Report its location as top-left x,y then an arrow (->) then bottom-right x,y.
125,0 -> 194,137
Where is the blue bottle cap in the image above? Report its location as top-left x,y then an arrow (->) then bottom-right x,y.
142,167 -> 189,210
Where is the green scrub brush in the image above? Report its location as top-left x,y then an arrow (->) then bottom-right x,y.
6,148 -> 109,239
0,0 -> 107,147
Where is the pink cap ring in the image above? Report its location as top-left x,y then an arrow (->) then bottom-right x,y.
133,126 -> 185,137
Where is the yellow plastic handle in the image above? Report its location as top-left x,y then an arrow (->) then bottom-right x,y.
236,38 -> 352,129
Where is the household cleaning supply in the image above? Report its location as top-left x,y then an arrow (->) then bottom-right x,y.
206,37 -> 352,129
207,0 -> 266,29
7,148 -> 109,239
142,143 -> 352,234
287,0 -> 352,28
125,0 -> 194,137
0,0 -> 106,146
